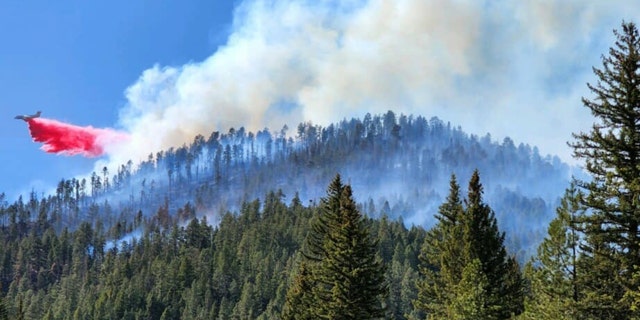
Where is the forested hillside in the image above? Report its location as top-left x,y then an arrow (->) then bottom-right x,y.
0,109 -> 576,320
0,110 -> 570,264
0,111 -> 570,318
2,16 -> 640,320
0,185 -> 427,318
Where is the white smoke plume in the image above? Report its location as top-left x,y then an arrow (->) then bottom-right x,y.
105,0 -> 640,169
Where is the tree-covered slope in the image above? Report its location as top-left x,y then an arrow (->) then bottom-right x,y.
0,190 -> 427,319
2,111 -> 568,262
0,111 -> 574,318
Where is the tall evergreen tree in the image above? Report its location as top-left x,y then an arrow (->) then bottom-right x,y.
570,21 -> 640,316
414,175 -> 465,318
302,175 -> 345,263
523,184 -> 581,319
464,171 -> 524,318
284,174 -> 388,319
415,171 -> 523,319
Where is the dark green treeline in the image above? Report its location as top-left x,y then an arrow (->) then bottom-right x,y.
0,171 -> 525,319
0,186 -> 426,319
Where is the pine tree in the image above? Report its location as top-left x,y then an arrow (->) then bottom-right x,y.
316,185 -> 388,318
570,21 -> 640,316
414,175 -> 465,318
284,174 -> 388,319
415,171 -> 523,319
282,260 -> 315,320
302,175 -> 345,263
523,184 -> 581,319
467,171 -> 524,317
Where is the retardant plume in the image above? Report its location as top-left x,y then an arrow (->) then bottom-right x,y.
25,118 -> 128,157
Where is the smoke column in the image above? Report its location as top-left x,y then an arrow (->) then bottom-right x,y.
110,0 -> 640,169
26,118 -> 128,157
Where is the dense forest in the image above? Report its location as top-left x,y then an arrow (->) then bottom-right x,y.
0,169 -> 522,319
0,114 -> 569,318
0,107 -> 570,264
0,56 -> 568,320
0,185 -> 423,318
2,18 -> 640,320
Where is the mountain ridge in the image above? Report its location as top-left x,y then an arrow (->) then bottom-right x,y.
3,110 -> 572,261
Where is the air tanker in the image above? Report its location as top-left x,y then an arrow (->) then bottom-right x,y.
15,111 -> 41,121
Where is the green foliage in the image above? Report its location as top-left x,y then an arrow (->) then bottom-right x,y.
449,258 -> 490,320
285,175 -> 388,319
415,175 -> 465,318
282,260 -> 315,320
0,185 -> 424,319
0,297 -> 6,320
0,108 -> 573,318
522,185 -> 581,319
521,22 -> 640,319
415,171 -> 524,319
318,184 -> 388,318
569,21 -> 640,318
3,16 -> 640,320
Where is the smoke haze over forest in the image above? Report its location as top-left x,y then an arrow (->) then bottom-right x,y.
63,112 -> 571,261
108,0 -> 640,172
2,1 -> 639,199
3,2 -> 640,318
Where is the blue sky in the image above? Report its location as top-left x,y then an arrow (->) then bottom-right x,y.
0,1 -> 235,199
1,0 -> 639,201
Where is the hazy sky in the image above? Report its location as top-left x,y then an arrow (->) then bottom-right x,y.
1,0 -> 639,200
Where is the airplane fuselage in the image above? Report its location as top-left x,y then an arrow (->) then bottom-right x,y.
15,111 -> 41,121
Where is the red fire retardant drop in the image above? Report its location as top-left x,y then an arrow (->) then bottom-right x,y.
26,118 -> 129,157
